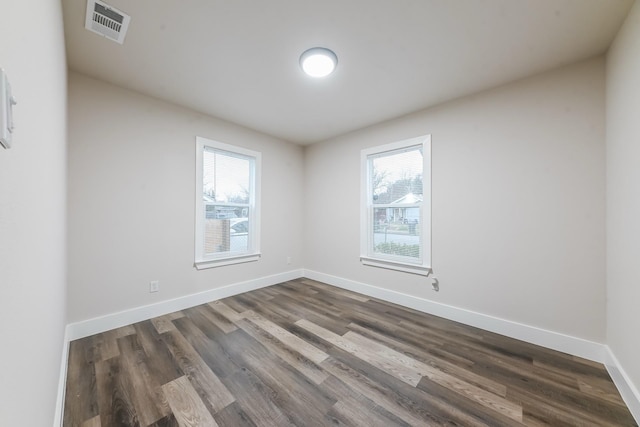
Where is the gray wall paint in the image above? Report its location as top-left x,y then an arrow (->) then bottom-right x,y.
606,0 -> 640,396
0,1 -> 68,424
305,58 -> 606,342
67,73 -> 304,323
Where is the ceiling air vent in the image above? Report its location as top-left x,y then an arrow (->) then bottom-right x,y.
85,0 -> 131,44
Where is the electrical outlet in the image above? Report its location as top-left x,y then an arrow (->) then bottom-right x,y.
286,256 -> 292,265
149,280 -> 159,293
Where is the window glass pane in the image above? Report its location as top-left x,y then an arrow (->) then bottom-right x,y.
204,217 -> 231,255
230,216 -> 249,252
201,147 -> 252,258
203,149 -> 250,203
203,207 -> 250,255
371,147 -> 423,205
372,207 -> 420,258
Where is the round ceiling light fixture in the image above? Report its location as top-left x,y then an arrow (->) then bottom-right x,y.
300,47 -> 338,78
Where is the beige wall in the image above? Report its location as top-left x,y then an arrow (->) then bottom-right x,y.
0,1 -> 68,425
67,73 -> 304,322
606,0 -> 640,395
0,1 -> 633,421
305,58 -> 606,342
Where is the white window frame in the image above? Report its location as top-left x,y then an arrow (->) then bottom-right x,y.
195,136 -> 261,269
360,135 -> 432,276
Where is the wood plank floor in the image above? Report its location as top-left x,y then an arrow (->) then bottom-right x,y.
63,278 -> 637,426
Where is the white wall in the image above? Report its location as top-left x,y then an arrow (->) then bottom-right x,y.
305,58 -> 606,342
0,1 -> 68,425
67,73 -> 304,323
606,0 -> 640,396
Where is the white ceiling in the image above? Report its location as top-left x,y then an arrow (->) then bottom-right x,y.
62,0 -> 634,145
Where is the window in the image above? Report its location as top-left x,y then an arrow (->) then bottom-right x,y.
195,137 -> 261,269
360,135 -> 431,276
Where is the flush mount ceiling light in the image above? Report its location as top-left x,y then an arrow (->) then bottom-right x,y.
300,47 -> 338,78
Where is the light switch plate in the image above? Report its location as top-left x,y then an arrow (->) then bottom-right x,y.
0,68 -> 17,149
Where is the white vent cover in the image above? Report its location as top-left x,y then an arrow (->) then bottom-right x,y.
85,0 -> 131,44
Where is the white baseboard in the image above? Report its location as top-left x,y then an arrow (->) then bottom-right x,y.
53,327 -> 70,427
303,269 -> 606,363
66,269 -> 303,341
604,346 -> 640,423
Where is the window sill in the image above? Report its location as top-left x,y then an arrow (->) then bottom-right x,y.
360,256 -> 432,276
195,253 -> 261,270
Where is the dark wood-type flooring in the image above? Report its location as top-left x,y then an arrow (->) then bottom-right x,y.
63,278 -> 637,426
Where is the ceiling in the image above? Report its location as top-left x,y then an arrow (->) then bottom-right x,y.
62,0 -> 634,145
